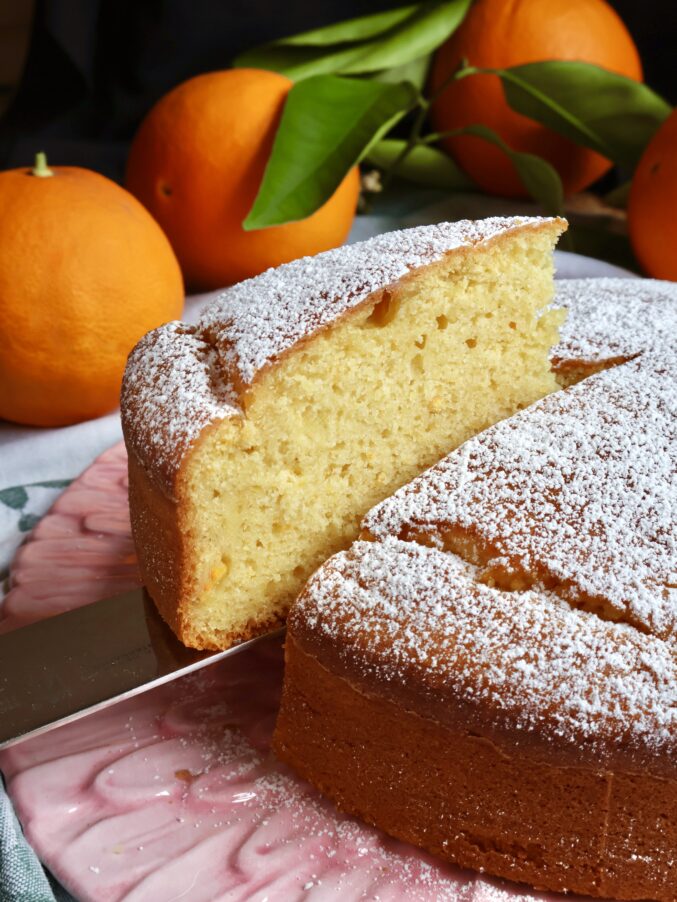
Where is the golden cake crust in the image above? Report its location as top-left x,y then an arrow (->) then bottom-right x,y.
278,634 -> 675,900
287,535 -> 676,776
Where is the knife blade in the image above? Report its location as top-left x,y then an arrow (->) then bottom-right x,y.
0,588 -> 281,750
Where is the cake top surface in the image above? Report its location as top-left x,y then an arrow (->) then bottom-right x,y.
552,276 -> 677,367
122,216 -> 560,491
364,348 -> 677,642
121,322 -> 240,492
292,537 -> 676,767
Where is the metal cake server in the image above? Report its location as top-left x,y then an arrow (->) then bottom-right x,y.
0,588 -> 280,750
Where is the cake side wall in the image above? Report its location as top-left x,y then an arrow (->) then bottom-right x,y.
127,450 -> 193,643
274,636 -> 676,902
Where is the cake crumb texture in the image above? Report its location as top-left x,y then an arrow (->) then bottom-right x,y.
364,349 -> 677,641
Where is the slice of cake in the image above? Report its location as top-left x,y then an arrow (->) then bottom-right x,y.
121,217 -> 565,649
274,344 -> 677,900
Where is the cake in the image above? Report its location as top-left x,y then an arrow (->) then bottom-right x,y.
274,281 -> 677,899
552,276 -> 677,385
121,217 -> 566,649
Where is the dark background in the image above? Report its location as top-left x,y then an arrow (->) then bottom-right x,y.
0,0 -> 675,182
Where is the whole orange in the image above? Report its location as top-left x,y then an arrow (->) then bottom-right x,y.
0,156 -> 184,427
430,0 -> 642,197
628,108 -> 677,280
125,68 -> 361,290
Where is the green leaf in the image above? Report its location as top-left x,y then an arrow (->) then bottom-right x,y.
244,76 -> 417,229
234,0 -> 471,81
234,44 -> 375,81
366,139 -> 475,189
0,486 -> 28,510
456,125 -> 564,215
264,5 -> 420,46
483,61 -> 672,169
372,55 -> 431,91
326,0 -> 471,77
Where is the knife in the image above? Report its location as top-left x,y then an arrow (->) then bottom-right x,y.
0,588 -> 281,750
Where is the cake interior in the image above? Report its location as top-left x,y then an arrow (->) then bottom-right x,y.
180,229 -> 564,648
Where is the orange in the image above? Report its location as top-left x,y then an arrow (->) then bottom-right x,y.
430,0 -> 642,197
0,156 -> 184,427
125,68 -> 361,290
628,108 -> 677,280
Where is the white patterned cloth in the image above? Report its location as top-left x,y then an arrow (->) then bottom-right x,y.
0,785 -> 71,901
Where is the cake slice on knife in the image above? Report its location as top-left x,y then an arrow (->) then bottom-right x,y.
122,217 -> 565,649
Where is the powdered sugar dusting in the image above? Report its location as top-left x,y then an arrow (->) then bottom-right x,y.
553,277 -> 677,367
292,538 -> 677,768
121,322 -> 239,490
199,217 -> 557,390
364,349 -> 677,641
294,538 -> 676,763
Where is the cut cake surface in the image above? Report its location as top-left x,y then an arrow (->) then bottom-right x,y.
124,217 -> 562,493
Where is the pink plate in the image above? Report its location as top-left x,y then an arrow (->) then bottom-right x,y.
0,443 -> 580,901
